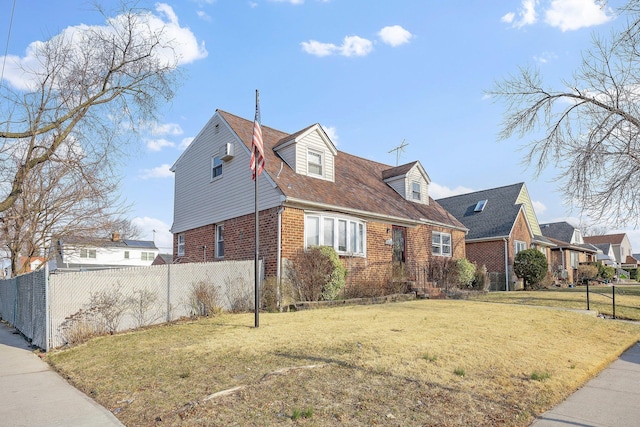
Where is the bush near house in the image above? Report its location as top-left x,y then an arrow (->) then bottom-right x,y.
286,246 -> 347,302
514,249 -> 548,290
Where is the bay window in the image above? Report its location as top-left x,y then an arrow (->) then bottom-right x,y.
305,214 -> 366,256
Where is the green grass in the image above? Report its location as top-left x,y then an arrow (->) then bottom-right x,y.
531,371 -> 551,381
45,299 -> 640,426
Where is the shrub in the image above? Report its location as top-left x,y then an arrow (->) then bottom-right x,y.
223,275 -> 253,313
514,249 -> 549,290
577,264 -> 598,284
471,264 -> 489,291
127,288 -> 160,328
286,246 -> 347,301
600,265 -> 615,280
455,258 -> 476,288
89,286 -> 128,334
189,279 -> 222,316
59,309 -> 101,346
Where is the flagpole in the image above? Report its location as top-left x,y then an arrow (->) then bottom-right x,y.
254,89 -> 260,328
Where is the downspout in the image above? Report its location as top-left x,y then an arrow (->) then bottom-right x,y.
503,238 -> 509,292
277,207 -> 284,311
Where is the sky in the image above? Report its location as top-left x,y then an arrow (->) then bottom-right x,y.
1,0 -> 638,256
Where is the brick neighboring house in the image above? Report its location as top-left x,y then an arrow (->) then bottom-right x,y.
539,222 -> 598,284
170,109 -> 467,290
437,183 -> 555,291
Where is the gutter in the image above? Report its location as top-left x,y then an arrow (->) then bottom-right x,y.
276,207 -> 284,311
503,237 -> 509,292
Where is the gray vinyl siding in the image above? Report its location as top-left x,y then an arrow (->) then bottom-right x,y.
171,113 -> 283,233
277,144 -> 296,170
386,176 -> 406,199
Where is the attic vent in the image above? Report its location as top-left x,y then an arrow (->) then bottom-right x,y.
474,199 -> 488,212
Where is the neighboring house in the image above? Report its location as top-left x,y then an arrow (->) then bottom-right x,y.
583,234 -> 634,268
594,243 -> 617,266
539,222 -> 598,284
18,256 -> 45,273
170,109 -> 467,288
51,233 -> 158,271
152,253 -> 173,266
437,182 -> 555,291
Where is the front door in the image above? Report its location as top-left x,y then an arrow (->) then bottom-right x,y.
392,226 -> 406,264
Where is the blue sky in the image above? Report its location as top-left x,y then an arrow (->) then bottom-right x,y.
1,0 -> 636,254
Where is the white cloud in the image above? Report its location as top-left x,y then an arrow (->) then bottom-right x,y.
179,136 -> 195,150
504,0 -> 538,29
1,3 -> 207,90
149,122 -> 183,136
140,164 -> 174,179
322,126 -> 339,145
145,138 -> 175,151
532,200 -> 547,214
378,25 -> 413,47
196,10 -> 212,21
249,2 -> 258,7
501,12 -> 516,24
545,0 -> 613,31
131,217 -> 174,253
533,51 -> 558,64
429,182 -> 475,199
270,0 -> 305,4
301,35 -> 373,57
301,40 -> 338,57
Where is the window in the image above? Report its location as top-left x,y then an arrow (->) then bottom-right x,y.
177,234 -> 185,257
304,214 -> 366,255
124,251 -> 130,259
216,224 -> 224,258
570,251 -> 579,269
307,150 -> 323,176
141,252 -> 155,261
211,156 -> 223,179
474,199 -> 488,212
411,181 -> 421,201
80,249 -> 96,259
432,232 -> 452,257
514,240 -> 527,254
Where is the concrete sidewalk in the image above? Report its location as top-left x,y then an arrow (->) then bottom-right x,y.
0,322 -> 123,427
531,341 -> 640,427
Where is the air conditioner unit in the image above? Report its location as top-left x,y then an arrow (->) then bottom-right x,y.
220,143 -> 234,161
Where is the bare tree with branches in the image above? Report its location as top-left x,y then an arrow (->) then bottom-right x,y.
0,2 -> 188,214
490,0 -> 640,227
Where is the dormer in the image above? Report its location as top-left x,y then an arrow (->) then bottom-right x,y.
273,124 -> 337,182
382,161 -> 431,205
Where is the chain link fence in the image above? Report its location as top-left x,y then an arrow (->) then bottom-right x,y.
0,260 -> 261,350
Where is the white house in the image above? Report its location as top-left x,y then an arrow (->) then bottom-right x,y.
51,233 -> 158,271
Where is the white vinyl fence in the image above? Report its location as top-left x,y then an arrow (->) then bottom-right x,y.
0,260 -> 261,350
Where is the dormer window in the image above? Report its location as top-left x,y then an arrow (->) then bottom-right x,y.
307,150 -> 323,177
411,181 -> 421,201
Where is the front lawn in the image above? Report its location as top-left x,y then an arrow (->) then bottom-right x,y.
470,285 -> 640,321
45,299 -> 640,426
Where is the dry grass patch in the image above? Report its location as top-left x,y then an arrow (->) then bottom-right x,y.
470,285 -> 640,321
45,300 -> 640,426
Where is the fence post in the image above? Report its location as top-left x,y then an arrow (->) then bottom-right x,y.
586,280 -> 590,311
612,285 -> 616,320
166,263 -> 171,322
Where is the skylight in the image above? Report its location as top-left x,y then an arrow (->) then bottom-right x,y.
474,199 -> 488,212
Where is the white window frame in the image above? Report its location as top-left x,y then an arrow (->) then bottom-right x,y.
411,181 -> 421,201
80,248 -> 97,259
570,251 -> 579,269
304,213 -> 366,256
177,234 -> 185,257
124,251 -> 130,259
216,224 -> 224,258
307,150 -> 323,177
211,156 -> 223,180
141,252 -> 154,261
432,231 -> 452,257
514,240 -> 527,254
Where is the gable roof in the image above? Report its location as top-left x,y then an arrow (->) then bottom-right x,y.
217,110 -> 464,230
436,182 -> 535,241
583,233 -> 627,245
60,236 -> 158,250
540,222 -> 577,243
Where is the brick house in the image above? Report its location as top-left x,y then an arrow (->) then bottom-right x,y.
170,109 -> 467,291
539,222 -> 598,284
437,183 -> 555,290
584,233 -> 637,269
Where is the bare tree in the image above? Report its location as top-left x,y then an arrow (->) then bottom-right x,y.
0,2 -> 184,214
490,1 -> 640,227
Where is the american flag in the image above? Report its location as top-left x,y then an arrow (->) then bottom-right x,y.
250,91 -> 264,180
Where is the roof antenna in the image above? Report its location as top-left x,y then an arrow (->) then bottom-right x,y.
388,139 -> 408,166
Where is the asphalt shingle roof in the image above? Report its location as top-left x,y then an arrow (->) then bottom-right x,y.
539,222 -> 577,243
436,183 -> 526,240
219,110 -> 464,229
